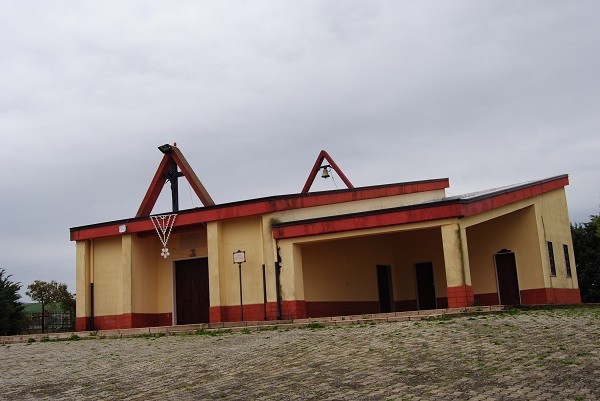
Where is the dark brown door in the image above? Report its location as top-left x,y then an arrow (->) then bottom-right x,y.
415,262 -> 436,310
495,252 -> 520,305
176,258 -> 209,324
377,265 -> 394,313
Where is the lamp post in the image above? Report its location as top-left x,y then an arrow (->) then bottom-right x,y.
233,250 -> 246,321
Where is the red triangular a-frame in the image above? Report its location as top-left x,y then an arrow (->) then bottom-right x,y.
301,150 -> 354,193
136,146 -> 215,217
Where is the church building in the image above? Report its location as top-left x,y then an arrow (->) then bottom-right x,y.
70,145 -> 581,331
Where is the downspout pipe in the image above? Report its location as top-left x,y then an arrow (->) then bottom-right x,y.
90,239 -> 95,331
275,261 -> 282,320
262,264 -> 267,320
90,283 -> 94,331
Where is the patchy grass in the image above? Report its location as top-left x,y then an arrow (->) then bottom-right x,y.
300,322 -> 325,330
195,329 -> 233,337
258,326 -> 278,332
137,333 -> 165,339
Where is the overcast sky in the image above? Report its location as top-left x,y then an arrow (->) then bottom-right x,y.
1,1 -> 599,302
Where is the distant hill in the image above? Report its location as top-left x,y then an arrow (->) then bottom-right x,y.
22,303 -> 67,313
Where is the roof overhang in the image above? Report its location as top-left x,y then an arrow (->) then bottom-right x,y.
271,175 -> 569,239
70,178 -> 449,241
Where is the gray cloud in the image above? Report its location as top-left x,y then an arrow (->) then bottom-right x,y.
1,1 -> 599,299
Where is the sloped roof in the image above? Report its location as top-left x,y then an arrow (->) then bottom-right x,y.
441,176 -> 566,202
70,178 -> 449,241
271,175 -> 569,239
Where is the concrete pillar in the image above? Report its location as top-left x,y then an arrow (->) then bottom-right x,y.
276,239 -> 306,319
75,240 -> 91,331
207,221 -> 223,322
121,234 -> 133,326
260,215 -> 280,320
441,223 -> 474,308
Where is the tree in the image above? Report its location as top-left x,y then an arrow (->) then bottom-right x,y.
0,268 -> 26,336
571,214 -> 600,303
26,280 -> 75,333
55,283 -> 76,319
26,280 -> 58,333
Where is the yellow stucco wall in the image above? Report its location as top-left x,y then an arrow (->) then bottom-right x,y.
91,236 -> 123,316
130,235 -> 158,314
76,227 -> 211,319
464,188 -> 578,294
275,240 -> 304,301
207,221 -> 223,308
76,185 -> 577,322
75,241 -> 90,318
301,234 -> 394,302
210,216 -> 267,307
392,228 -> 447,300
275,219 -> 455,304
440,223 -> 471,288
534,188 -> 578,289
273,190 -> 446,225
467,206 -> 543,293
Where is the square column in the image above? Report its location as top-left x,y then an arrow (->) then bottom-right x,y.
75,240 -> 92,331
120,234 -> 134,328
276,240 -> 307,319
207,221 -> 223,323
441,223 -> 474,308
121,235 -> 133,315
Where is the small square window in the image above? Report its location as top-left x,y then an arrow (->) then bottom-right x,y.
547,241 -> 556,276
563,244 -> 572,277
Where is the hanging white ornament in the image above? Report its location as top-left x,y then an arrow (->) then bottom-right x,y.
150,214 -> 177,258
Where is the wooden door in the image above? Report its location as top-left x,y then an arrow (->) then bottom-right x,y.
495,252 -> 520,305
415,262 -> 437,310
376,265 -> 394,313
175,258 -> 209,324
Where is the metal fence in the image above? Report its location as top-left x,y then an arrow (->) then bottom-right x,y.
25,312 -> 75,333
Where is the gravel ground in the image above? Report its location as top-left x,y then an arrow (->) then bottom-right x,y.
1,306 -> 599,400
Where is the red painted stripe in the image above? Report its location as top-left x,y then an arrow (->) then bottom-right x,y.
136,154 -> 172,218
306,301 -> 380,317
71,179 -> 449,241
72,176 -> 567,241
520,288 -> 581,305
209,300 -> 306,322
272,177 -> 569,239
273,204 -> 462,239
76,313 -> 172,331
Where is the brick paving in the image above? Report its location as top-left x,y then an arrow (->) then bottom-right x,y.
1,306 -> 599,400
